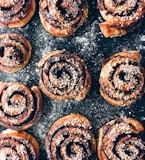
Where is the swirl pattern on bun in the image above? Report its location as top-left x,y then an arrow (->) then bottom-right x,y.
99,51 -> 145,106
39,0 -> 88,37
0,129 -> 39,160
97,117 -> 145,160
97,0 -> 145,37
0,81 -> 42,130
0,0 -> 36,28
0,33 -> 31,73
45,114 -> 96,159
38,50 -> 91,101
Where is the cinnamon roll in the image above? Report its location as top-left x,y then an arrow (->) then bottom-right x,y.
45,114 -> 96,160
97,0 -> 145,37
0,81 -> 42,130
38,50 -> 91,101
39,0 -> 88,37
0,33 -> 31,73
0,129 -> 39,160
0,0 -> 36,28
99,51 -> 145,107
97,117 -> 145,160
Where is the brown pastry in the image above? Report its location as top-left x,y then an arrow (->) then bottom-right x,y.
99,51 -> 145,107
97,0 -> 145,37
0,81 -> 42,130
39,0 -> 88,37
38,50 -> 91,101
45,113 -> 96,159
0,33 -> 31,73
0,129 -> 39,160
0,0 -> 36,28
97,117 -> 145,160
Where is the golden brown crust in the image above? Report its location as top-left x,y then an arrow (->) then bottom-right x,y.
99,51 -> 145,107
39,0 -> 88,37
0,129 -> 39,160
38,50 -> 91,101
0,81 -> 42,130
0,0 -> 36,28
99,22 -> 127,38
45,113 -> 96,159
0,32 -> 31,73
97,117 -> 145,160
97,0 -> 145,37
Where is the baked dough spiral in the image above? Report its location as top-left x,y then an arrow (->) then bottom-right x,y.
99,51 -> 145,107
97,0 -> 145,37
45,114 -> 96,160
0,82 -> 42,130
39,0 -> 88,37
0,0 -> 36,28
38,50 -> 91,101
0,33 -> 31,73
0,129 -> 39,160
97,117 -> 145,160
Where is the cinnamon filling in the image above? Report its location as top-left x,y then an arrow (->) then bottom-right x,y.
40,51 -> 86,97
0,0 -> 31,25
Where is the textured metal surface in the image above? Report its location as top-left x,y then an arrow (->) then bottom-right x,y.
0,0 -> 145,159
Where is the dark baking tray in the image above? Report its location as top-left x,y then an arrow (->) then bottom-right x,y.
0,0 -> 145,159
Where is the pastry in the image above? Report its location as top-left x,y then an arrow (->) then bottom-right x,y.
0,0 -> 36,28
0,33 -> 31,73
99,51 -> 145,107
38,50 -> 91,101
45,114 -> 96,159
97,0 -> 145,37
39,0 -> 88,37
97,117 -> 145,160
0,81 -> 42,130
0,129 -> 39,160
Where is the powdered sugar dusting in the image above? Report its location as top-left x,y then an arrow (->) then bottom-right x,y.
0,0 -> 145,159
100,118 -> 145,159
